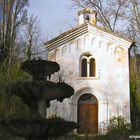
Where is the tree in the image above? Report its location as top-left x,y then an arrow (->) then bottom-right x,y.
0,2 -> 30,139
24,14 -> 42,60
129,55 -> 140,130
0,0 -> 29,80
127,0 -> 140,130
125,0 -> 140,48
71,0 -> 129,32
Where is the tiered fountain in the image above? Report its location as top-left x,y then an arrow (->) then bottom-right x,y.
1,59 -> 78,140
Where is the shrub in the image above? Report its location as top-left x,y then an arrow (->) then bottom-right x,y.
108,116 -> 130,131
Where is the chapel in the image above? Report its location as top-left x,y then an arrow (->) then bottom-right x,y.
45,8 -> 133,134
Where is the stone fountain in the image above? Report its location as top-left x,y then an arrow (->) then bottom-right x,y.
1,59 -> 78,140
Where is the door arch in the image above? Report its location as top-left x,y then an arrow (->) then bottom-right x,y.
77,93 -> 98,134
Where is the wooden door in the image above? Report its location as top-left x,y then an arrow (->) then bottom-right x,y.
77,94 -> 98,134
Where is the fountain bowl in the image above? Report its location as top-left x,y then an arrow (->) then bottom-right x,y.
1,118 -> 78,138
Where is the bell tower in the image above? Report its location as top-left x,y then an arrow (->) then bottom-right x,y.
78,8 -> 97,25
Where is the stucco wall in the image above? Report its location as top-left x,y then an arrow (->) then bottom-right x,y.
47,31 -> 130,132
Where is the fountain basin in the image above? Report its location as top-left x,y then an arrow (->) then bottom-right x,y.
1,118 -> 78,138
9,81 -> 74,103
21,60 -> 60,80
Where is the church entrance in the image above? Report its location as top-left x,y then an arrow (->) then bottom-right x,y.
77,94 -> 98,134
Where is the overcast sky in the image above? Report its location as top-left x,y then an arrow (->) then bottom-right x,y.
28,0 -> 79,40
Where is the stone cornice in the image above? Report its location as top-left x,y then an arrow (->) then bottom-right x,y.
45,23 -> 88,51
88,23 -> 133,48
45,23 -> 133,51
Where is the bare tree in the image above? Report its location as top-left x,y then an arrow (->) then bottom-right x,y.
0,0 -> 29,80
24,14 -> 41,60
125,0 -> 140,48
71,0 -> 128,32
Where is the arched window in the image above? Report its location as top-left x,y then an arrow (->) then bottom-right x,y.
90,58 -> 95,77
81,53 -> 96,77
81,58 -> 87,77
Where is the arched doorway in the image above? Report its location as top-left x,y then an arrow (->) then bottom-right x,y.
77,94 -> 98,134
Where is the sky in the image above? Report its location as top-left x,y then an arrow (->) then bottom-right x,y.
28,0 -> 79,41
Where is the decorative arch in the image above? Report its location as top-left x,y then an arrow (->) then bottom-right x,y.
84,13 -> 91,22
84,35 -> 89,45
78,93 -> 98,105
80,52 -> 96,77
71,87 -> 100,119
70,87 -> 110,134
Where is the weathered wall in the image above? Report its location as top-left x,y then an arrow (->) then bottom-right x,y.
47,30 -> 130,132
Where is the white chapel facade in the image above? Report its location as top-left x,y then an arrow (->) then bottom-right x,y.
45,8 -> 133,134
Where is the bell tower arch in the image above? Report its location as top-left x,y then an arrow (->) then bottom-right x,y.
78,8 -> 97,25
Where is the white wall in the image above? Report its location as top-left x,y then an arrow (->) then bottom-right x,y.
47,31 -> 130,132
